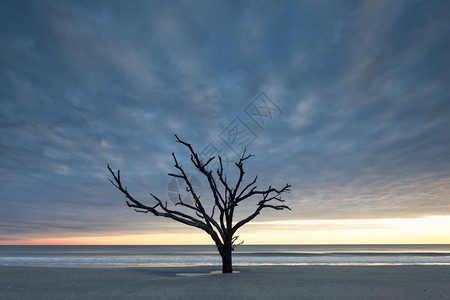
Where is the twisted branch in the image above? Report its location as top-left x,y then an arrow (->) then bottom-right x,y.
108,134 -> 291,253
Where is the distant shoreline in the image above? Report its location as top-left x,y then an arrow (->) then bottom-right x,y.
1,265 -> 449,299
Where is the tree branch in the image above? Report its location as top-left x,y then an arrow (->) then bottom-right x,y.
108,135 -> 291,260
232,183 -> 291,234
107,164 -> 209,230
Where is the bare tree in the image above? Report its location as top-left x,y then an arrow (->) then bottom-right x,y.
107,135 -> 290,273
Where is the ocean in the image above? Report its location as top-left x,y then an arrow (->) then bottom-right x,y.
0,245 -> 449,268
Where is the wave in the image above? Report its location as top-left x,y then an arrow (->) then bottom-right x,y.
235,252 -> 450,257
1,245 -> 450,267
1,254 -> 450,268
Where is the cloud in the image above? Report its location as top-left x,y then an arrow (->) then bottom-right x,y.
0,0 -> 449,241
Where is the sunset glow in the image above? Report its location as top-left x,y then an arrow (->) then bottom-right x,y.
2,216 -> 449,246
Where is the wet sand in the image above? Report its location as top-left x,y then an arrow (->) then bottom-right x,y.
1,265 -> 449,299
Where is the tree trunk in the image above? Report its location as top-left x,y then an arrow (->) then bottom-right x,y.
220,243 -> 233,273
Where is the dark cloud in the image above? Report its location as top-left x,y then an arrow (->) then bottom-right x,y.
1,0 -> 449,240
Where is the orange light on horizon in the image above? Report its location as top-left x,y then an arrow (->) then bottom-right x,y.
1,216 -> 449,245
0,233 -> 213,246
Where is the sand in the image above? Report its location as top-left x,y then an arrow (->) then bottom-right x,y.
1,265 -> 449,299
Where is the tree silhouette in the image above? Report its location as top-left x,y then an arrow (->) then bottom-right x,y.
107,135 -> 291,273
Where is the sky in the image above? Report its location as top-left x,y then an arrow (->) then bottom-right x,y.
1,0 -> 449,245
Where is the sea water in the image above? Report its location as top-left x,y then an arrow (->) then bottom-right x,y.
0,245 -> 449,268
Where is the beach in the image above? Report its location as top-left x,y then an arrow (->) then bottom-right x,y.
1,265 -> 449,299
